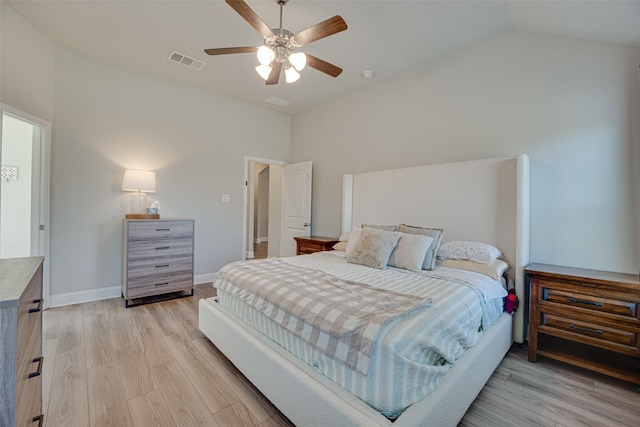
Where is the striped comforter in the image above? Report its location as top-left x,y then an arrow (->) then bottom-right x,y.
213,251 -> 505,419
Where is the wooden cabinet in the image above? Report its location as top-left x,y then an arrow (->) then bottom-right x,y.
527,263 -> 640,384
1,257 -> 45,427
122,219 -> 194,307
294,236 -> 340,255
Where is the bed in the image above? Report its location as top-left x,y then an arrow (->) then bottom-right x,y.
199,155 -> 530,426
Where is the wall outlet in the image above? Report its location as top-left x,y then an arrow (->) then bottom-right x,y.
221,194 -> 231,203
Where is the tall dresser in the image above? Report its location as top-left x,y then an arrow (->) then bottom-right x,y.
0,257 -> 45,427
122,219 -> 194,307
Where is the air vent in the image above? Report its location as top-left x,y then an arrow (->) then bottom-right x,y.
168,51 -> 205,70
265,96 -> 290,107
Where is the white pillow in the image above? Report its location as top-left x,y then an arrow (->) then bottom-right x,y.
345,227 -> 362,257
346,228 -> 400,269
436,258 -> 509,280
388,233 -> 434,273
438,241 -> 502,264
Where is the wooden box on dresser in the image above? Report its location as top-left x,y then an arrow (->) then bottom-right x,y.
0,257 -> 45,427
122,219 -> 194,307
527,263 -> 640,384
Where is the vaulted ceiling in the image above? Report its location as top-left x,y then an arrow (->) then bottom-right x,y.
7,0 -> 640,115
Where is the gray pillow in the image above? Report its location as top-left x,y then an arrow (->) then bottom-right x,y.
362,224 -> 398,232
388,233 -> 435,273
396,224 -> 444,270
346,228 -> 400,269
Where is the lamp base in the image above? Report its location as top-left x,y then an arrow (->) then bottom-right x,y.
125,214 -> 160,219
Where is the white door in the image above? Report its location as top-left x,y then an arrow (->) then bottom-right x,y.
0,105 -> 51,307
280,161 -> 312,257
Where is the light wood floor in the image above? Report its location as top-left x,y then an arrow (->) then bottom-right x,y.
42,284 -> 639,427
253,241 -> 268,260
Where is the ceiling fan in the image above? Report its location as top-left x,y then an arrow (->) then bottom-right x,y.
204,0 -> 347,85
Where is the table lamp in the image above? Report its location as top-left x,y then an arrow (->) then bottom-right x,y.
122,169 -> 157,218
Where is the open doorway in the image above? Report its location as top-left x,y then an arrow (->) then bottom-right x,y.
243,156 -> 286,260
1,105 -> 51,307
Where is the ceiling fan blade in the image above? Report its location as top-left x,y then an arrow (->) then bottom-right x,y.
306,54 -> 342,78
204,47 -> 258,56
226,0 -> 274,39
293,16 -> 347,47
266,61 -> 282,85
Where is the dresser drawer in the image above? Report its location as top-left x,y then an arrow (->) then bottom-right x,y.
16,311 -> 42,427
16,267 -> 43,374
542,284 -> 639,321
127,257 -> 193,279
126,273 -> 193,298
128,221 -> 193,240
127,238 -> 193,260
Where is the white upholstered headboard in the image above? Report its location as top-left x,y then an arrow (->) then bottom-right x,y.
341,155 -> 530,343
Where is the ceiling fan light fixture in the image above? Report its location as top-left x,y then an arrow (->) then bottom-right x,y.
257,46 -> 275,65
285,66 -> 300,83
288,52 -> 306,71
256,64 -> 272,80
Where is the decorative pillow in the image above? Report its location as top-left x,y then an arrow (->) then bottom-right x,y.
388,233 -> 434,273
436,258 -> 509,281
438,241 -> 502,264
396,224 -> 444,270
346,228 -> 400,269
345,227 -> 362,257
333,241 -> 348,251
362,224 -> 398,232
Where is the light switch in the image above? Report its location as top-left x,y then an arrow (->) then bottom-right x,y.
221,194 -> 231,203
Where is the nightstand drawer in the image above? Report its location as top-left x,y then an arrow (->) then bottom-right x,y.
128,221 -> 193,240
543,285 -> 638,320
541,313 -> 637,348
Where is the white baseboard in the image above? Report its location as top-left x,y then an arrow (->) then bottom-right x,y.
48,272 -> 218,308
194,273 -> 216,285
49,285 -> 122,308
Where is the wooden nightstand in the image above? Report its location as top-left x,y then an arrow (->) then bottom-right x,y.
526,263 -> 640,384
294,236 -> 340,255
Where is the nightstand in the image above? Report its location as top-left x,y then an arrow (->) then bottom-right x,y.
294,236 -> 340,255
526,263 -> 640,384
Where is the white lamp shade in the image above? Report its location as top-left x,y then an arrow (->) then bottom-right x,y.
255,64 -> 272,80
288,52 -> 306,71
122,169 -> 156,193
285,66 -> 300,83
257,46 -> 275,65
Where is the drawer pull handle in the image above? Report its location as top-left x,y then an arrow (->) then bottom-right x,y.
28,356 -> 44,378
569,297 -> 603,307
155,282 -> 169,287
156,228 -> 171,231
32,414 -> 44,427
569,324 -> 603,335
29,299 -> 44,313
155,246 -> 170,250
155,264 -> 170,268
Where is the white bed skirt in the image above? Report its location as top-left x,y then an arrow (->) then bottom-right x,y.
199,297 -> 513,427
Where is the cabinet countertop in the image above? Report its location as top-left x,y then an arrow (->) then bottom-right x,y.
0,257 -> 45,307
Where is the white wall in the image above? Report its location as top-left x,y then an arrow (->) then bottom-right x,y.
0,1 -> 55,122
291,31 -> 640,275
50,47 -> 290,295
0,115 -> 33,258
